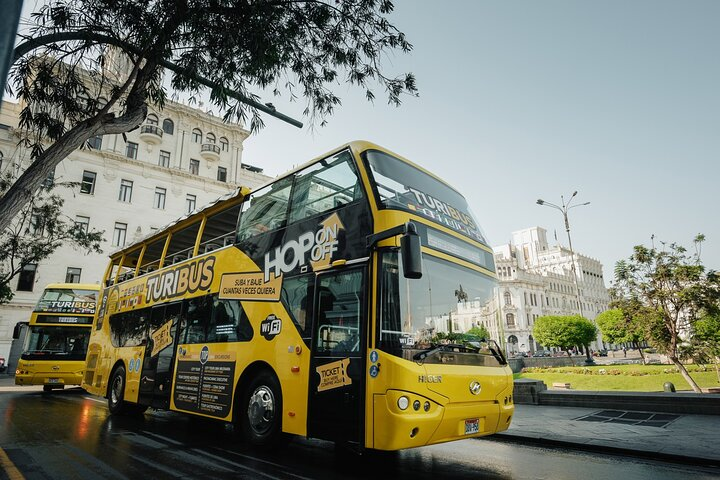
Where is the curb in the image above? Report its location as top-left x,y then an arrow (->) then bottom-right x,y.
487,432 -> 720,468
0,385 -> 43,392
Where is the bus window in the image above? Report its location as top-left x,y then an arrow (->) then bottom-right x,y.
236,176 -> 293,242
315,269 -> 364,354
139,236 -> 167,273
281,275 -> 313,341
110,308 -> 151,347
199,204 -> 242,253
118,247 -> 142,282
288,150 -> 362,224
181,295 -> 252,344
183,296 -> 213,343
206,297 -> 253,343
166,222 -> 201,264
106,258 -> 122,286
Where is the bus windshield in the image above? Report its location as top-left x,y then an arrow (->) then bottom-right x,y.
22,325 -> 90,360
378,251 -> 504,366
363,150 -> 487,244
35,288 -> 98,314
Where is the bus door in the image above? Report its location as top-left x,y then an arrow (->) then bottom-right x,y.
307,267 -> 366,445
139,302 -> 183,408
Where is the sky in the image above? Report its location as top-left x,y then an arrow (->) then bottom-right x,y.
16,0 -> 720,284
241,0 -> 720,283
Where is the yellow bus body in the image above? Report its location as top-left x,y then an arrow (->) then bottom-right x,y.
16,283 -> 99,389
83,141 -> 514,450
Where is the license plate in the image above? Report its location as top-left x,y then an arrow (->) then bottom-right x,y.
47,378 -> 60,384
465,418 -> 480,435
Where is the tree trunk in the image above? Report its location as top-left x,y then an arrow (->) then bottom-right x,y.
669,355 -> 702,393
714,357 -> 720,384
634,341 -> 647,364
566,350 -> 575,366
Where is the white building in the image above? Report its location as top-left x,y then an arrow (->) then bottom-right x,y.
0,99 -> 270,359
493,226 -> 611,354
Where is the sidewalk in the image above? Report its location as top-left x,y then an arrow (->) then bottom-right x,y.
495,403 -> 720,466
0,373 -> 43,392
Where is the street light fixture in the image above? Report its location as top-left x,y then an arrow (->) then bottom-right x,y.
536,192 -> 594,364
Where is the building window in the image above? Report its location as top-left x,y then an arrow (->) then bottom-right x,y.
220,137 -> 229,152
186,194 -> 196,213
504,291 -> 512,306
206,132 -> 216,144
217,166 -> 227,182
80,171 -> 96,195
17,264 -> 37,291
125,141 -> 138,159
506,313 -> 516,328
88,135 -> 102,150
113,222 -> 127,247
162,118 -> 174,135
27,211 -> 44,236
146,114 -> 159,126
159,150 -> 171,168
189,159 -> 200,175
154,187 -> 167,209
118,179 -> 133,202
192,128 -> 202,143
74,215 -> 90,234
65,267 -> 82,283
42,169 -> 55,188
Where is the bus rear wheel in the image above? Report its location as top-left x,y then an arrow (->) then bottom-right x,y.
239,371 -> 286,448
108,365 -> 147,415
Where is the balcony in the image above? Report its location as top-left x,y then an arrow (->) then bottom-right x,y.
139,124 -> 163,145
200,143 -> 221,161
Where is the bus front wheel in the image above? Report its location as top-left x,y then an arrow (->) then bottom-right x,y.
239,371 -> 286,448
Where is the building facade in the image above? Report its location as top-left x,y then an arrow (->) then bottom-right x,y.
0,99 -> 270,360
493,227 -> 611,354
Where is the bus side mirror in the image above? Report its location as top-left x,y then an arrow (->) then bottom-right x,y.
401,223 -> 422,279
12,322 -> 27,339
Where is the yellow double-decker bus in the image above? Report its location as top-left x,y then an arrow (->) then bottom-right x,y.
15,283 -> 99,392
83,141 -> 513,451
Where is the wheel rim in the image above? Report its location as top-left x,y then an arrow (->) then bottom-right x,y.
111,374 -> 123,406
247,385 -> 275,435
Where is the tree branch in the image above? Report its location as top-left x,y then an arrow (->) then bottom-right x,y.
14,31 -> 302,128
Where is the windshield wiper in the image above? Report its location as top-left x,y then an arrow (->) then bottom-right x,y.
413,343 -> 472,364
486,340 -> 507,365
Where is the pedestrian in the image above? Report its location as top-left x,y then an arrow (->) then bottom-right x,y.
623,346 -> 627,357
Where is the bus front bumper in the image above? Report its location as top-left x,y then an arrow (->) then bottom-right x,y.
373,390 -> 514,451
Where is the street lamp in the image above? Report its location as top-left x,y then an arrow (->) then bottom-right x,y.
536,192 -> 594,364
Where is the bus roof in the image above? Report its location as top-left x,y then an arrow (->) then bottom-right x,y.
110,140 -> 466,260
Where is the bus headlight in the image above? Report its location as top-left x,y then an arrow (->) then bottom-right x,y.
397,396 -> 409,410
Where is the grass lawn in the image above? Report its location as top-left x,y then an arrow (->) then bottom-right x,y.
515,364 -> 720,392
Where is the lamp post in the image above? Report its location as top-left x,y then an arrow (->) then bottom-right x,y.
536,192 -> 595,364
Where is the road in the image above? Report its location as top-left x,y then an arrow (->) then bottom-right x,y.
0,388 -> 717,480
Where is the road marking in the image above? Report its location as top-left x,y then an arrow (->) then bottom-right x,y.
0,447 -> 25,480
83,396 -> 107,404
190,448 -> 289,479
141,431 -> 184,446
213,447 -> 315,479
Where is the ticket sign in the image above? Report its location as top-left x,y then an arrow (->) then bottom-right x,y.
219,272 -> 282,301
316,358 -> 352,392
151,320 -> 173,357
